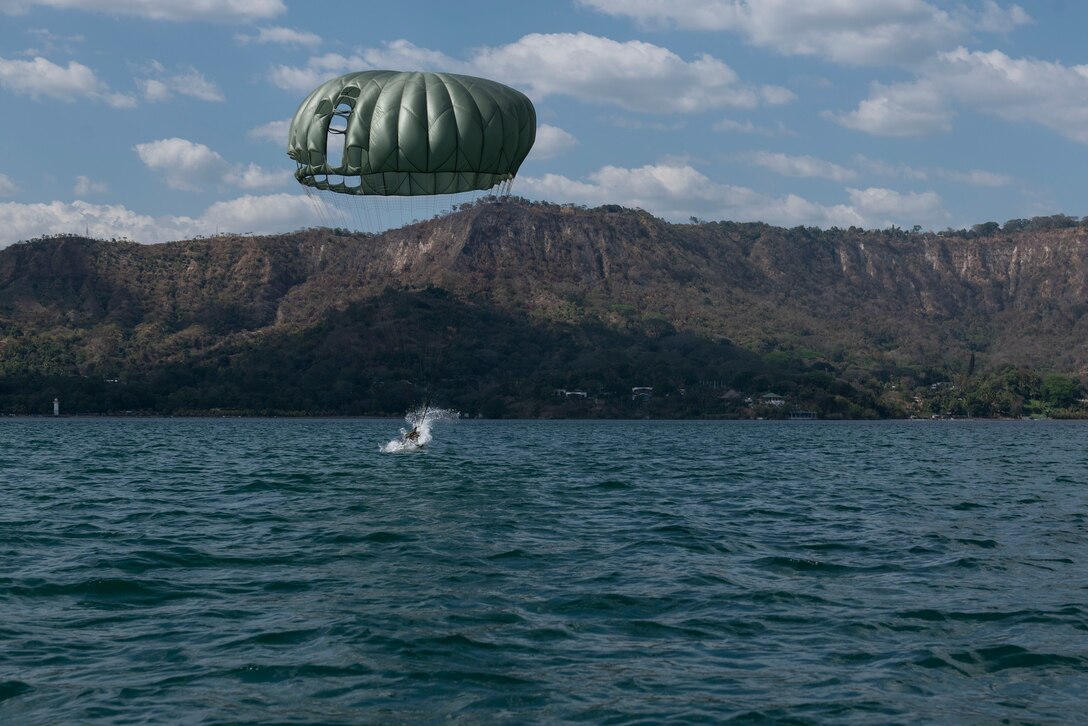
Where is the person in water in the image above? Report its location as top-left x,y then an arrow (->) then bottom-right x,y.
404,427 -> 421,443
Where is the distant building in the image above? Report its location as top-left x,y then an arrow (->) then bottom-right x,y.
631,387 -> 653,401
761,393 -> 785,407
53,398 -> 59,416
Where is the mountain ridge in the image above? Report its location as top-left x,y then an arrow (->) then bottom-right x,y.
2,199 -> 1086,416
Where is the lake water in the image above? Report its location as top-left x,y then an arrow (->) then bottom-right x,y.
1,418 -> 1086,723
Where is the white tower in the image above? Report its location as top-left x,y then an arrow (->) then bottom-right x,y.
53,398 -> 59,416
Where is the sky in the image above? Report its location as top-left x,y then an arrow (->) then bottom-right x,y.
1,0 -> 1087,246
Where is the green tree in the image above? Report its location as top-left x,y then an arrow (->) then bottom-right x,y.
1041,374 -> 1080,408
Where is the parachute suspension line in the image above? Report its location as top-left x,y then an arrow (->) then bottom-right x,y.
300,172 -> 324,228
326,194 -> 341,228
304,186 -> 331,230
338,194 -> 353,230
362,191 -> 377,235
355,194 -> 367,234
337,194 -> 354,231
375,175 -> 387,233
328,194 -> 347,230
338,195 -> 350,230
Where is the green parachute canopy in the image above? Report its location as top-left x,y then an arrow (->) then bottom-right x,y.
287,70 -> 537,197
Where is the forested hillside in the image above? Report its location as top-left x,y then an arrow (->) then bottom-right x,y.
2,199 -> 1085,418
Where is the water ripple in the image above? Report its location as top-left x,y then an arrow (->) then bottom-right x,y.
1,418 -> 1086,723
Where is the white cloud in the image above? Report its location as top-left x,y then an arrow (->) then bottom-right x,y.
748,151 -> 856,182
854,154 -> 1014,187
235,26 -> 320,47
579,0 -> 1031,66
0,0 -> 286,23
846,187 -> 944,226
476,33 -> 795,113
603,115 -> 686,131
938,168 -> 1013,187
828,80 -> 953,136
136,62 -> 223,102
22,28 -> 84,55
531,125 -> 578,160
199,194 -> 318,234
355,39 -> 463,75
852,154 -> 930,181
713,118 -> 792,137
134,137 -> 289,193
0,193 -> 321,247
832,47 -> 1088,143
135,138 -> 230,192
974,0 -> 1031,32
518,162 -> 893,228
73,175 -> 107,195
140,78 -> 169,101
517,162 -> 949,228
0,55 -> 134,107
270,34 -> 795,114
0,173 -> 18,196
268,52 -> 368,93
248,118 -> 290,145
236,163 -> 292,191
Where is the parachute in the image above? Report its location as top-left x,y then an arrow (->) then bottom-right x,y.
287,70 -> 536,231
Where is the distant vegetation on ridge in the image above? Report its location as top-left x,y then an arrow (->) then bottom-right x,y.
1,199 -> 1085,418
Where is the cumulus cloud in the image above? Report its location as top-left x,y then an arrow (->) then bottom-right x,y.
134,138 -> 287,193
486,33 -> 794,113
268,52 -> 367,93
531,125 -> 578,160
200,194 -> 321,234
73,175 -> 107,195
235,163 -> 292,190
135,138 -> 230,192
269,33 -> 794,114
0,193 -> 321,247
0,55 -> 134,107
248,118 -> 290,145
827,79 -> 954,137
135,61 -> 223,102
748,151 -> 856,182
0,0 -> 286,23
0,173 -> 18,196
831,47 -> 1088,143
517,162 -> 947,229
846,187 -> 944,226
579,0 -> 1031,66
235,26 -> 321,47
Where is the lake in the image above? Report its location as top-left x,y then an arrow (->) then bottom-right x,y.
1,418 -> 1085,723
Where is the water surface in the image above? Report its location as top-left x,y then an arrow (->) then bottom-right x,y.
1,419 -> 1086,723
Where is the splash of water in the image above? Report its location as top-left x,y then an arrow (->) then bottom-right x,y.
380,405 -> 459,452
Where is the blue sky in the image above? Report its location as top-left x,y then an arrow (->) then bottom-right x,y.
1,0 -> 1086,246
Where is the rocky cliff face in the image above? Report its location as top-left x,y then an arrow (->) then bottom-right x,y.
2,199 -> 1087,377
